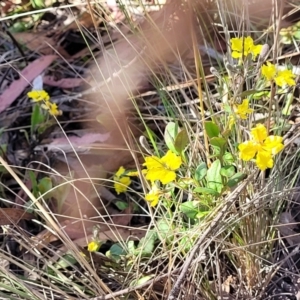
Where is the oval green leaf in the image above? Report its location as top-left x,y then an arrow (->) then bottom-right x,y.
174,129 -> 189,154
227,172 -> 247,187
206,159 -> 223,193
220,166 -> 235,178
164,122 -> 179,154
204,121 -> 220,138
195,162 -> 207,181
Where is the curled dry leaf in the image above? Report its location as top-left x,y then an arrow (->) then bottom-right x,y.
43,76 -> 83,88
35,133 -> 111,154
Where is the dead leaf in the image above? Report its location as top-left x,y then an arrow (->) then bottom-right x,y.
43,76 -> 83,88
36,133 -> 111,153
111,204 -> 133,227
63,11 -> 98,31
12,32 -> 70,58
0,55 -> 57,113
278,211 -> 300,246
0,208 -> 34,225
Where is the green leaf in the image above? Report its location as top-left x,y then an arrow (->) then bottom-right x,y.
240,89 -> 263,98
196,210 -> 210,220
38,177 -> 52,199
31,104 -> 45,136
220,166 -> 235,178
223,152 -> 234,164
252,90 -> 270,99
227,172 -> 247,187
127,240 -> 136,255
29,171 -> 38,197
164,122 -> 179,154
206,159 -> 223,194
115,200 -> 128,211
282,92 -> 293,115
179,201 -> 198,219
193,187 -> 220,196
179,236 -> 194,253
195,162 -> 207,181
174,129 -> 189,154
55,253 -> 77,269
135,237 -> 155,256
204,121 -> 220,138
157,219 -> 173,243
210,137 -> 226,151
30,0 -> 45,8
106,243 -> 127,262
136,275 -> 154,285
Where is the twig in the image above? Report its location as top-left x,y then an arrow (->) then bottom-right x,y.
167,171 -> 257,300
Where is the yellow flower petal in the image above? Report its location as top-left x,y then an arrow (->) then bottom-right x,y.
230,37 -> 243,52
160,150 -> 182,171
88,240 -> 101,252
232,51 -> 242,59
261,62 -> 276,81
263,136 -> 284,155
114,176 -> 131,194
256,151 -> 273,171
143,156 -> 163,170
145,168 -> 176,185
251,124 -> 267,143
27,90 -> 50,102
145,184 -> 161,207
238,141 -> 257,161
274,69 -> 296,87
251,44 -> 263,59
115,166 -> 126,178
235,99 -> 253,119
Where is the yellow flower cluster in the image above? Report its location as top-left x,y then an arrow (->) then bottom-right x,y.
261,62 -> 296,87
142,150 -> 182,207
230,36 -> 262,60
27,90 -> 62,116
143,150 -> 182,185
238,124 -> 284,170
113,150 -> 182,207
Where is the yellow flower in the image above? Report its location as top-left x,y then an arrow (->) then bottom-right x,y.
261,62 -> 276,81
230,36 -> 262,60
234,99 -> 254,119
113,166 -> 131,194
274,69 -> 296,87
27,90 -> 50,102
145,184 -> 161,207
143,150 -> 182,185
238,124 -> 284,170
261,62 -> 296,87
88,240 -> 101,252
41,101 -> 62,116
